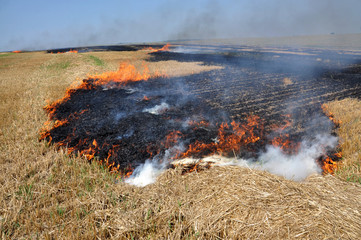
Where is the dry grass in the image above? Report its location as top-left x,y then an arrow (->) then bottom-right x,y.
0,50 -> 360,239
324,99 -> 361,184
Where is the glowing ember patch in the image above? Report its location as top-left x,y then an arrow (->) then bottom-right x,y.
187,120 -> 210,128
271,135 -> 301,154
178,116 -> 263,159
163,131 -> 183,149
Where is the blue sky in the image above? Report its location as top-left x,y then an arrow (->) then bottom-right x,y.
0,0 -> 360,51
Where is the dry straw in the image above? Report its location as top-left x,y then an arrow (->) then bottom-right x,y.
0,50 -> 360,239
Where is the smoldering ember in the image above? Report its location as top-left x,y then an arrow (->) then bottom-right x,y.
40,44 -> 361,185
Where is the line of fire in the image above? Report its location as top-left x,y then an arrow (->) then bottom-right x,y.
39,44 -> 361,180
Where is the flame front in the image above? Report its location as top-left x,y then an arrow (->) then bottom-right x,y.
165,116 -> 264,159
42,63 -> 162,121
146,43 -> 171,53
87,62 -> 165,86
320,104 -> 342,174
321,104 -> 342,126
322,156 -> 339,174
50,49 -> 78,54
40,62 -> 343,178
39,62 -> 163,178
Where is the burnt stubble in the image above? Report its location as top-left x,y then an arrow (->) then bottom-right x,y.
41,45 -> 361,174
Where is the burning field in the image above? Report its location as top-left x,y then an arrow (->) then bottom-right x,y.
1,37 -> 361,239
39,44 -> 360,185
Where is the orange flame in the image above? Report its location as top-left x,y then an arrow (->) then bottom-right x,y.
42,63 -> 162,121
322,156 -> 339,174
146,43 -> 171,53
40,63 -> 344,178
272,135 -> 290,148
180,161 -> 213,175
271,114 -> 292,132
12,50 -> 22,53
179,116 -> 262,159
124,170 -> 134,178
50,49 -> 78,54
188,162 -> 200,173
163,130 -> 183,149
321,104 -> 342,126
87,62 -> 165,87
187,120 -> 210,129
39,62 -> 165,179
322,151 -> 342,175
271,135 -> 300,154
320,104 -> 342,175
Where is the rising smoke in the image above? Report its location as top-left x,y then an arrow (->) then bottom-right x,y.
126,122 -> 338,187
37,45 -> 356,187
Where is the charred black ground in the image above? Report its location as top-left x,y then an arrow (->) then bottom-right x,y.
45,44 -> 162,53
41,45 -> 361,173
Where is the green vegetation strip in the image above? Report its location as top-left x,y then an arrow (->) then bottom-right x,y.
0,53 -> 15,58
47,61 -> 71,70
88,55 -> 105,66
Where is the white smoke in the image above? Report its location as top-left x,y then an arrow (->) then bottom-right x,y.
124,159 -> 165,187
125,145 -> 184,187
126,133 -> 338,187
216,134 -> 338,181
172,46 -> 206,54
253,134 -> 338,181
143,102 -> 169,115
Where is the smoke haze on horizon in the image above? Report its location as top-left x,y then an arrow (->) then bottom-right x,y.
1,0 -> 360,51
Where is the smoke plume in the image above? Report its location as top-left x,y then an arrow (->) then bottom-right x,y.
1,0 -> 361,51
